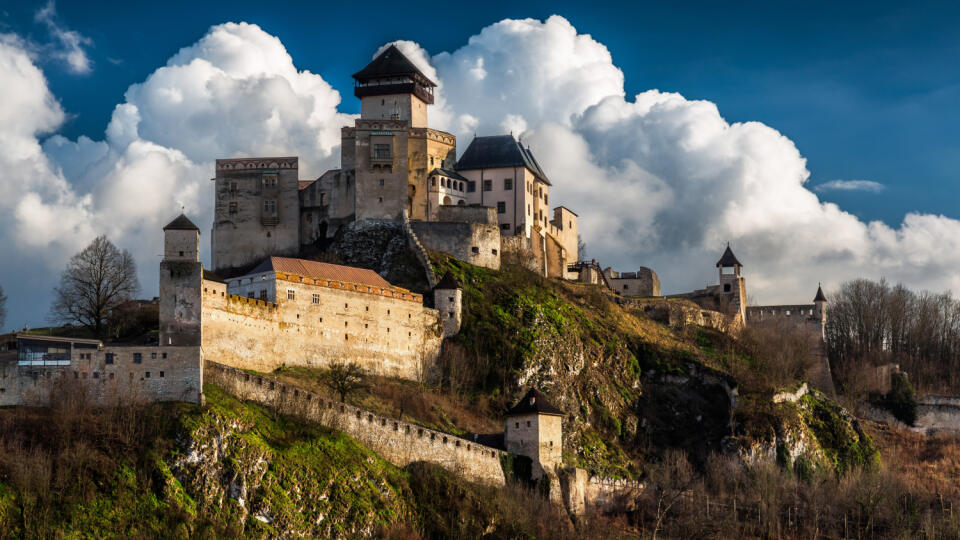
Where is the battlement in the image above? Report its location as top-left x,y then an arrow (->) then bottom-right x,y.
205,361 -> 507,486
215,157 -> 298,170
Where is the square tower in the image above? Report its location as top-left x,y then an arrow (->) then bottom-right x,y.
160,214 -> 203,346
504,388 -> 564,479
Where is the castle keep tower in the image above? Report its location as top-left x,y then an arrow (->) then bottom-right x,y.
504,388 -> 564,479
716,244 -> 746,323
433,272 -> 463,337
160,214 -> 203,346
345,45 -> 456,221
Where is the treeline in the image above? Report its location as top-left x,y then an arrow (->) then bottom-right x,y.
826,278 -> 960,394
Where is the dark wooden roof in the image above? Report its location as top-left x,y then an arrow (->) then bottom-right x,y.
715,244 -> 742,267
506,388 -> 564,417
353,44 -> 436,86
455,135 -> 551,185
430,168 -> 469,182
202,268 -> 225,284
814,284 -> 827,303
434,271 -> 461,290
163,214 -> 199,231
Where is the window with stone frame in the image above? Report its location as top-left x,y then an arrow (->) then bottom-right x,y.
312,293 -> 321,304
263,200 -> 277,215
262,174 -> 278,188
373,144 -> 391,159
287,289 -> 295,300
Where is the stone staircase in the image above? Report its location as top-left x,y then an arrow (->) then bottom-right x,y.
401,210 -> 437,289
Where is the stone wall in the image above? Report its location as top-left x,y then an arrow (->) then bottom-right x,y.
409,220 -> 501,270
604,267 -> 661,297
620,297 -> 742,335
200,276 -> 442,381
436,204 -> 498,225
0,345 -> 203,406
560,468 -> 643,516
205,362 -> 507,486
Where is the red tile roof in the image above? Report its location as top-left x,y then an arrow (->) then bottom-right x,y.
298,180 -> 316,190
250,257 -> 392,289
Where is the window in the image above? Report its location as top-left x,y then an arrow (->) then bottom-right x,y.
312,293 -> 320,304
623,284 -> 629,290
527,204 -> 531,215
105,353 -> 114,364
544,194 -> 548,204
471,246 -> 480,254
263,200 -> 277,215
228,201 -> 238,214
229,181 -> 238,193
260,290 -> 267,300
431,177 -> 436,187
430,156 -> 434,165
467,181 -> 476,193
160,371 -> 165,378
440,178 -> 446,188
162,353 -> 167,359
151,352 -> 157,359
373,144 -> 391,159
459,182 -> 464,191
286,289 -> 295,300
723,284 -> 731,292
483,180 -> 492,191
379,178 -> 385,186
497,201 -> 506,214
133,353 -> 142,364
320,192 -> 327,206
247,292 -> 255,299
504,178 -> 513,190
515,422 -> 519,429
145,372 -> 151,378
262,174 -> 277,188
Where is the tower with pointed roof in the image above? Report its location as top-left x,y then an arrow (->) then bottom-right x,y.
813,283 -> 828,339
160,214 -> 203,346
344,45 -> 456,221
716,244 -> 747,323
504,388 -> 564,479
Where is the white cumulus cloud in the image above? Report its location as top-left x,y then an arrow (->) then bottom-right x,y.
34,1 -> 93,74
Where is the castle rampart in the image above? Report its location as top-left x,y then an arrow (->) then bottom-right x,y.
205,361 -> 507,486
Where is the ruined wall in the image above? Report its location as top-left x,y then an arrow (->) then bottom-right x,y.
621,297 -> 742,335
200,276 -> 442,381
206,362 -> 507,486
604,267 -> 661,297
560,468 -> 643,516
0,346 -> 203,406
409,220 -> 501,270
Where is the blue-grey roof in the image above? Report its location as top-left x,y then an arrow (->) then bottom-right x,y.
455,135 -> 551,185
429,168 -> 468,182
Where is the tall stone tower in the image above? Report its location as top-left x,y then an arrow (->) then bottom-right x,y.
210,157 -> 300,273
345,45 -> 456,221
433,272 -> 462,337
504,388 -> 564,479
160,214 -> 203,346
813,283 -> 827,340
716,244 -> 746,323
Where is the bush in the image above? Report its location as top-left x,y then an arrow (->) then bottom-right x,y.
872,372 -> 918,426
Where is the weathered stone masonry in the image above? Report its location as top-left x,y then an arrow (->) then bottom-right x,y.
205,361 -> 507,486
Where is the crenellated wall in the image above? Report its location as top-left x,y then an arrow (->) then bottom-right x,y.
205,362 -> 507,486
199,276 -> 442,381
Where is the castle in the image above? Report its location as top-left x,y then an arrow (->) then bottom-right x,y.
210,45 -> 579,279
0,45 -> 832,504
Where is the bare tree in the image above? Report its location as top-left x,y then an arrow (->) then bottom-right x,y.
49,236 -> 139,339
577,234 -> 587,261
0,285 -> 6,330
322,361 -> 369,402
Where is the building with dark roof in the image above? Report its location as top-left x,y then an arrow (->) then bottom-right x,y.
503,388 -> 564,479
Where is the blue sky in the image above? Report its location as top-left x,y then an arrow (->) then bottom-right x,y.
3,1 -> 960,330
5,0 -> 959,226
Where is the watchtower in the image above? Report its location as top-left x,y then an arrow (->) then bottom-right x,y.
504,388 -> 564,479
346,45 -> 454,221
433,272 -> 462,337
813,283 -> 827,339
716,244 -> 746,323
159,214 -> 203,346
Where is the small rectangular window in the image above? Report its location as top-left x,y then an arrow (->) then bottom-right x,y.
228,201 -> 238,214
312,293 -> 320,304
263,200 -> 277,214
504,178 -> 513,190
467,181 -> 476,193
260,289 -> 267,300
133,353 -> 142,364
262,174 -> 278,188
145,372 -> 151,378
497,201 -> 506,214
373,144 -> 391,159
229,181 -> 238,193
162,353 -> 167,359
160,371 -> 165,378
483,180 -> 492,191
287,289 -> 295,300
151,352 -> 157,359
500,223 -> 510,231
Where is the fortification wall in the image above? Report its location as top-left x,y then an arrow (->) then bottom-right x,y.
560,468 -> 643,516
0,346 -> 203,406
409,220 -> 501,270
200,277 -> 442,381
620,297 -> 742,335
205,362 -> 506,486
436,205 -> 498,225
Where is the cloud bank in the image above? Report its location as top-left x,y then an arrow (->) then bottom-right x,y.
2,15 -> 960,330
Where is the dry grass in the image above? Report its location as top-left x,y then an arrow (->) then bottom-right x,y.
864,420 -> 960,501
